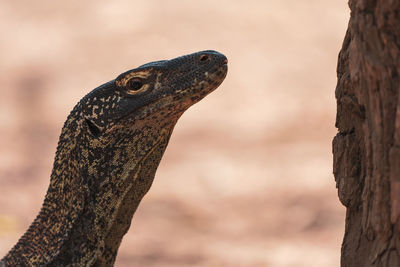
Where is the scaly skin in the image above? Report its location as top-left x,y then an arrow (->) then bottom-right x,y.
1,50 -> 228,266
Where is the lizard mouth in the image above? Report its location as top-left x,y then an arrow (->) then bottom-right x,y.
208,59 -> 228,86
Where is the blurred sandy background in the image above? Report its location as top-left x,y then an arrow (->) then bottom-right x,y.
0,1 -> 348,266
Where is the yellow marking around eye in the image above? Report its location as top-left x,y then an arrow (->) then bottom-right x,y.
116,71 -> 151,87
126,84 -> 150,95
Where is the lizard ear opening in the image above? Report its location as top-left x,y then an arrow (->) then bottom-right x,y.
85,118 -> 101,138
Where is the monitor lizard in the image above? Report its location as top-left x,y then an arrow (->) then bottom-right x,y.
1,50 -> 228,266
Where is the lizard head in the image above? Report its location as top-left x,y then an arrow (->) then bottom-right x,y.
78,50 -> 227,135
116,49 -> 227,114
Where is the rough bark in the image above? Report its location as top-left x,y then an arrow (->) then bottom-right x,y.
333,1 -> 400,266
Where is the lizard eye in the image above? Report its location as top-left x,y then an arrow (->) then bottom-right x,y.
199,54 -> 210,63
127,79 -> 143,91
125,78 -> 149,95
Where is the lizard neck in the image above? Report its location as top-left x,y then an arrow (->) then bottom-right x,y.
51,122 -> 177,266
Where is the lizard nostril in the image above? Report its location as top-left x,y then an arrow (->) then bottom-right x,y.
199,54 -> 210,62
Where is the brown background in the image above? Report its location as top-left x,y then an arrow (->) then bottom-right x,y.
0,1 -> 348,266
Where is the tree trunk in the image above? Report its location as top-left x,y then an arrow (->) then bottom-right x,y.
333,1 -> 400,266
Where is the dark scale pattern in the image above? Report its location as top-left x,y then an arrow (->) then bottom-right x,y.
1,50 -> 227,266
